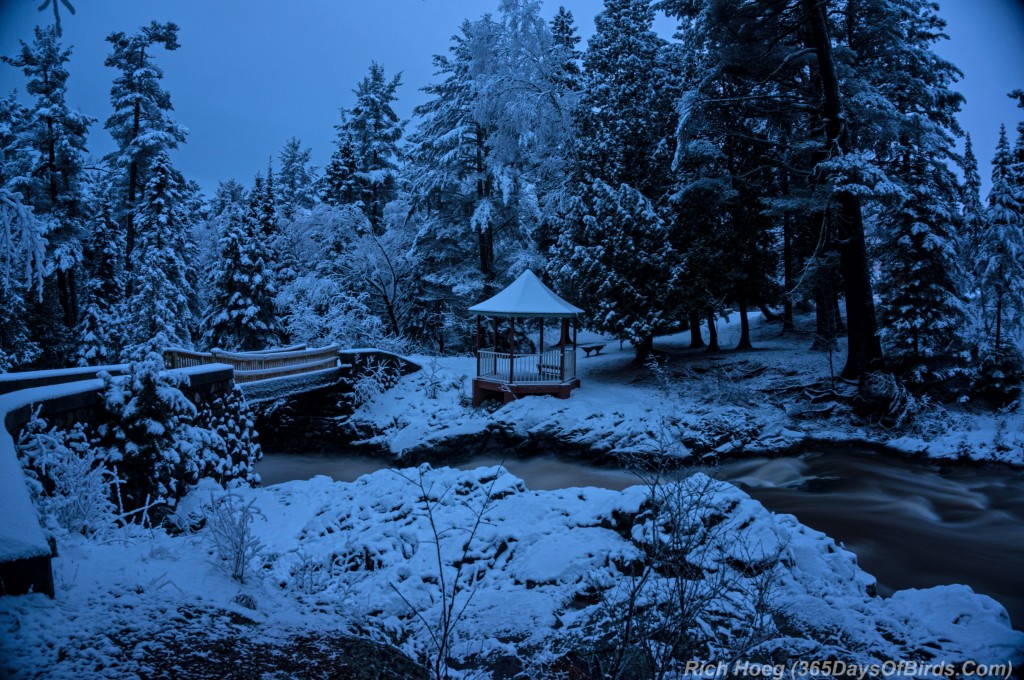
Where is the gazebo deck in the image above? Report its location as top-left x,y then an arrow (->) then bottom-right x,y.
472,348 -> 580,405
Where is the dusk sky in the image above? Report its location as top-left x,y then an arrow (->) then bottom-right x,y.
1,0 -> 1022,196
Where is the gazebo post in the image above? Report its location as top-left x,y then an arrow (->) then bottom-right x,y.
560,317 -> 568,381
476,316 -> 481,376
493,318 -> 498,352
509,317 -> 516,383
573,318 -> 577,348
539,319 -> 544,356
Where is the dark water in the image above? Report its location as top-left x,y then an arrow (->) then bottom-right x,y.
256,448 -> 1024,628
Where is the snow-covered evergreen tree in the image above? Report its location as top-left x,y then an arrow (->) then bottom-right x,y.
549,0 -> 681,361
3,25 -> 92,336
877,155 -> 969,381
103,21 -> 186,267
276,137 -> 317,220
552,180 -> 678,358
98,354 -> 211,522
332,63 -> 404,234
75,185 -> 126,365
961,133 -> 985,265
203,178 -> 281,351
978,126 -> 1024,353
123,152 -> 194,358
0,95 -> 47,371
193,386 -> 262,487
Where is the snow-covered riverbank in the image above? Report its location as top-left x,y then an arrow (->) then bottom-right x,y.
349,315 -> 1024,467
2,466 -> 1021,677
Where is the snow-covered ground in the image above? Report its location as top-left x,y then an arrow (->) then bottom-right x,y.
4,316 -> 1023,676
351,314 -> 1024,467
2,467 -> 1021,677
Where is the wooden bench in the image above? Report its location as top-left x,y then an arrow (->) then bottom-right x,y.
580,343 -> 606,358
539,355 -> 562,379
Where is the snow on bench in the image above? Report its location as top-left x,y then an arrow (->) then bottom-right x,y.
579,343 -> 606,357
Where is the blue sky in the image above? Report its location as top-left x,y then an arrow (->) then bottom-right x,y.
0,0 -> 1022,196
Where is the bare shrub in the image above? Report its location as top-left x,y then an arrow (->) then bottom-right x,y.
389,466 -> 502,680
204,492 -> 265,584
560,471 -> 786,679
16,410 -> 115,536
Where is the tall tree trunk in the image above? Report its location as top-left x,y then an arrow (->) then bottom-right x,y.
633,334 -> 654,364
995,294 -> 1003,351
705,309 -> 719,352
802,0 -> 883,379
783,211 -> 795,332
832,293 -> 845,334
689,309 -> 705,349
737,296 -> 753,350
125,46 -> 145,277
811,286 -> 838,350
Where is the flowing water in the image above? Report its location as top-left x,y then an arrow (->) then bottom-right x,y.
256,447 -> 1024,628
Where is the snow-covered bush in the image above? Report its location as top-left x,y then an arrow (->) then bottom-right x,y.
971,344 -> 1024,406
16,410 -> 115,536
193,386 -> 263,487
203,491 -> 264,584
97,353 -> 216,523
352,357 -> 400,407
858,372 -> 933,431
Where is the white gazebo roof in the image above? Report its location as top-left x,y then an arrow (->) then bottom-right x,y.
468,270 -> 583,318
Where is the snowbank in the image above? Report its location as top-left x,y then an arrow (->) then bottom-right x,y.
1,466 -> 1019,676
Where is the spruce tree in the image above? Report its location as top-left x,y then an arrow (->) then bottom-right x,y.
103,21 -> 186,267
978,126 -> 1024,353
321,117 -> 361,207
3,25 -> 92,333
75,186 -> 126,365
204,178 -> 281,351
342,63 -> 404,234
877,155 -> 969,381
123,152 -> 194,358
276,137 -> 316,219
550,0 -> 681,362
961,133 -> 985,265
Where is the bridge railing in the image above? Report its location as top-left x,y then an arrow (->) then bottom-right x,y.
164,345 -> 340,384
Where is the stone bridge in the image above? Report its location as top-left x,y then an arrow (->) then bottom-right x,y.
0,347 -> 418,597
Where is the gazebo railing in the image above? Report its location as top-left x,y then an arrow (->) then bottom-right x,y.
477,348 -> 576,384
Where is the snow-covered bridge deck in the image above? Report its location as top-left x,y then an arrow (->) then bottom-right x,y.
1,345 -> 418,596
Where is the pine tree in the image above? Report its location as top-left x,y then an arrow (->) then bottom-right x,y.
276,137 -> 316,219
3,25 -> 92,333
0,95 -> 46,371
75,185 -> 126,365
204,178 -> 281,351
342,63 -> 404,234
978,126 -> 1024,353
961,133 -> 985,265
123,152 -> 194,358
103,21 -> 186,267
549,0 -> 681,361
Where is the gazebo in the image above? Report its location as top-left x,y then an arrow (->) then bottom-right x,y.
468,270 -> 583,406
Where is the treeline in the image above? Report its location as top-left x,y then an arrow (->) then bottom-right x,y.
1,0 -> 1023,399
